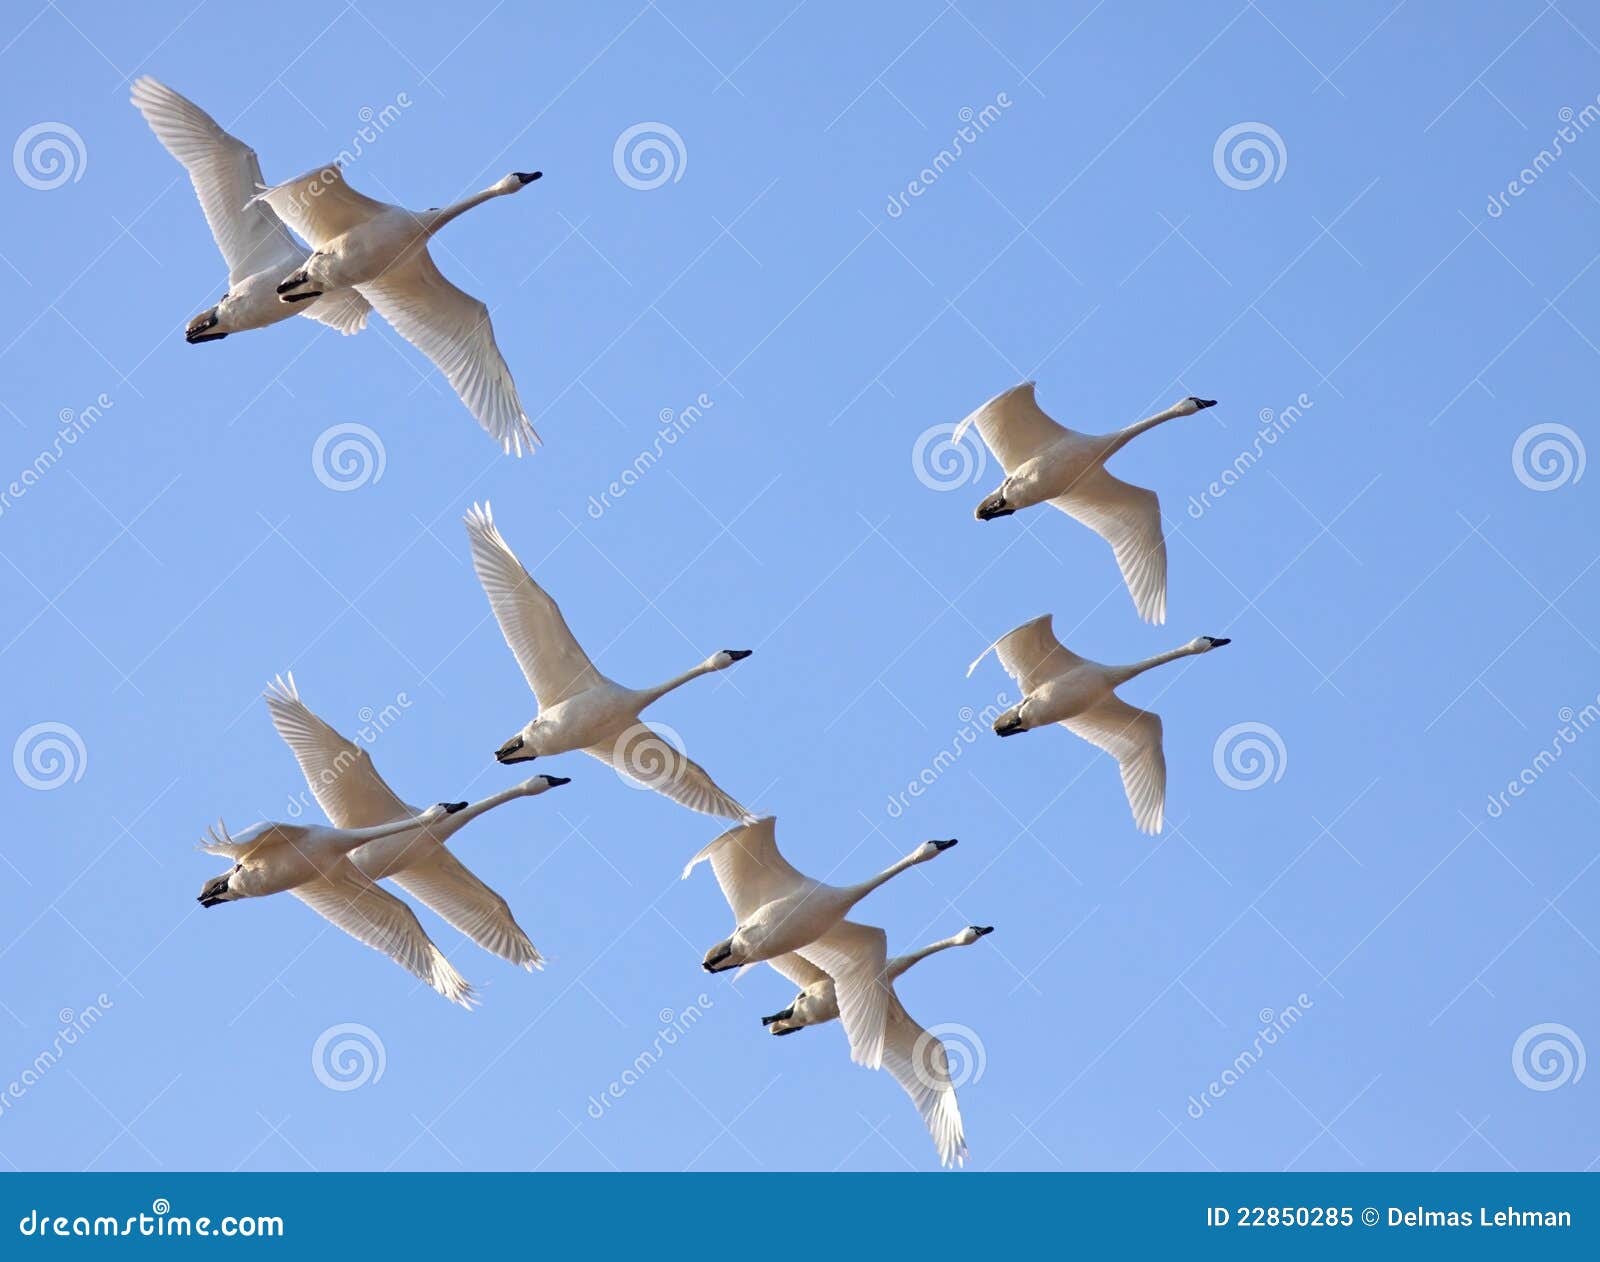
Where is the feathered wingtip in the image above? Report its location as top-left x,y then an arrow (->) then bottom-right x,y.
429,947 -> 479,1009
264,671 -> 299,705
952,379 -> 1036,446
198,818 -> 244,858
680,815 -> 770,880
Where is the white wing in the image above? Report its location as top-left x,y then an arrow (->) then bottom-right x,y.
290,860 -> 476,1006
795,920 -> 891,1069
390,848 -> 543,971
680,816 -> 805,921
766,952 -> 829,991
952,382 -> 1077,473
129,76 -> 298,283
360,253 -> 538,455
263,674 -> 412,829
301,288 -> 371,336
1063,694 -> 1166,835
967,613 -> 1086,691
880,996 -> 969,1167
253,161 -> 392,246
584,731 -> 750,822
463,502 -> 604,708
1050,465 -> 1167,625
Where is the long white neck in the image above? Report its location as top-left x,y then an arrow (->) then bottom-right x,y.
1100,403 -> 1188,459
421,183 -> 511,235
839,849 -> 927,907
1109,641 -> 1206,686
886,933 -> 966,982
332,808 -> 451,852
636,661 -> 718,709
429,784 -> 531,838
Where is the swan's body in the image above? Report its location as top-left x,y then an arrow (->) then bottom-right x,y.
464,502 -> 754,820
762,925 -> 993,1167
195,802 -> 477,1005
129,77 -> 371,345
254,166 -> 543,454
263,674 -> 565,970
969,615 -> 1231,834
956,383 -> 1218,624
682,816 -> 960,1068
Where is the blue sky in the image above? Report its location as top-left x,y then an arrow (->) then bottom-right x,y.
0,1 -> 1596,1173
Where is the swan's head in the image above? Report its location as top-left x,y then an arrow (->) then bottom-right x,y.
709,649 -> 754,671
185,297 -> 232,344
495,721 -> 544,764
521,773 -> 571,795
1189,635 -> 1232,653
959,924 -> 995,945
914,838 -> 960,863
196,865 -> 240,908
1174,396 -> 1218,416
701,934 -> 742,973
498,171 -> 543,194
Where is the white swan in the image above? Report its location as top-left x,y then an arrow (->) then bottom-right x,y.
196,802 -> 477,1006
464,502 -> 754,820
129,77 -> 371,345
682,816 -> 960,1068
955,383 -> 1218,624
253,163 -> 543,455
264,673 -> 565,971
969,615 -> 1231,834
761,924 -> 993,1168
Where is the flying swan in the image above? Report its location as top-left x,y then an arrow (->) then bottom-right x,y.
264,673 -> 566,970
196,801 -> 478,1006
252,161 -> 543,454
762,924 -> 993,1167
969,614 -> 1231,834
683,815 -> 961,1069
129,76 -> 372,344
955,383 -> 1218,624
464,501 -> 754,821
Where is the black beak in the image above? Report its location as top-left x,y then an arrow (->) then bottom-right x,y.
542,775 -> 571,788
1204,636 -> 1232,648
771,1026 -> 801,1036
975,495 -> 1014,522
994,717 -> 1024,737
725,649 -> 753,662
1194,397 -> 1217,409
495,736 -> 527,763
931,838 -> 959,852
702,944 -> 735,973
442,801 -> 468,814
973,925 -> 995,936
515,171 -> 543,185
185,310 -> 225,344
760,1007 -> 795,1026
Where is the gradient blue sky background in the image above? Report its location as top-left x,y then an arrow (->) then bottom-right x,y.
1,1 -> 1596,1172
